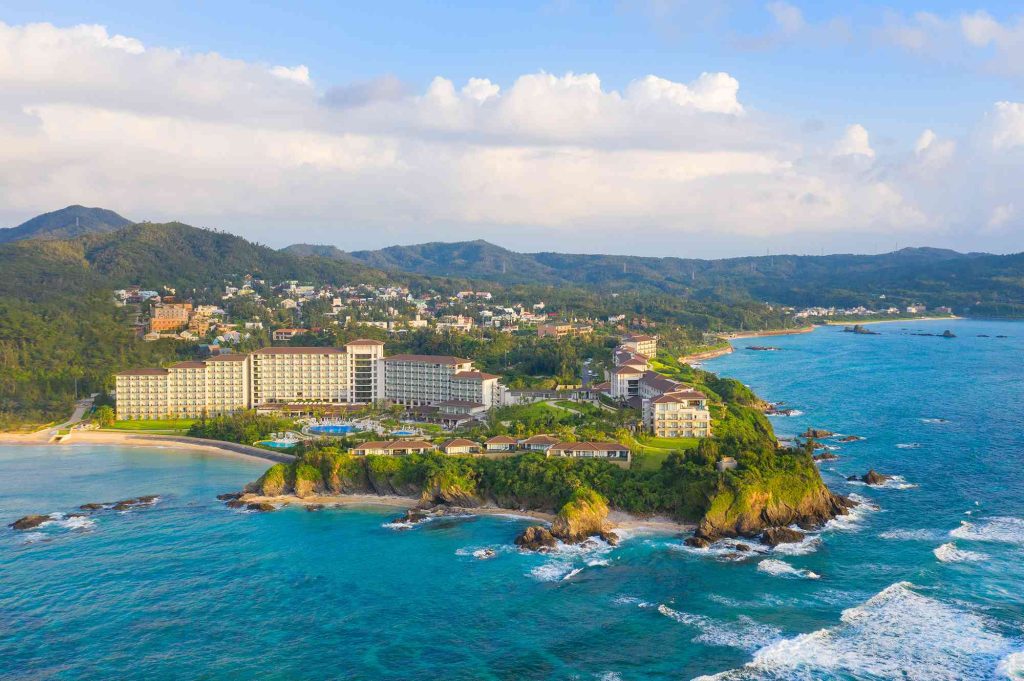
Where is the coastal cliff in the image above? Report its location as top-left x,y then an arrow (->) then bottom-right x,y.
695,468 -> 854,540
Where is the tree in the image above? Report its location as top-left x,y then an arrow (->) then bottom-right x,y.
93,405 -> 115,428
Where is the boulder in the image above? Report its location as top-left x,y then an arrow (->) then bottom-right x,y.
79,502 -> 107,511
684,535 -> 712,549
847,469 -> 891,485
801,428 -> 834,439
813,452 -> 839,461
225,499 -> 247,509
599,529 -> 620,546
761,527 -> 806,547
515,525 -> 558,552
305,504 -> 325,512
732,543 -> 751,552
246,502 -> 276,512
216,492 -> 242,501
9,515 -> 50,530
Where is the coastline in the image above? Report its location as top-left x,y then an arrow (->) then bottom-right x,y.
240,493 -> 694,535
0,430 -> 293,465
678,326 -> 816,363
822,315 -> 961,326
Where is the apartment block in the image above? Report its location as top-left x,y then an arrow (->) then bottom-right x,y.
149,303 -> 193,333
645,389 -> 712,439
382,354 -> 474,406
620,333 -> 658,358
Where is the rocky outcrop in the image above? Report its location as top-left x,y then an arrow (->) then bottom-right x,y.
216,492 -> 242,501
848,469 -> 891,485
420,478 -> 484,508
813,452 -> 839,462
246,502 -> 275,512
684,535 -> 712,548
761,527 -> 805,546
696,473 -> 856,542
801,428 -> 834,439
111,495 -> 159,511
515,525 -> 558,552
550,488 -> 610,543
9,515 -> 50,530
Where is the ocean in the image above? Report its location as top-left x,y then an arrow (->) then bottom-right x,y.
1,319 -> 1022,680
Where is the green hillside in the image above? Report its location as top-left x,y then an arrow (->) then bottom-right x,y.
0,205 -> 133,244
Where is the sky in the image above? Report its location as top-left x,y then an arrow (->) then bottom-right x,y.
2,1 -> 1024,257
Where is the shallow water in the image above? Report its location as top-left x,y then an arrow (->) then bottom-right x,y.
1,319 -> 1022,680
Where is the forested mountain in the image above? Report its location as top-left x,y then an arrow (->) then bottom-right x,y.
309,240 -> 1024,315
0,205 -> 132,243
0,221 -> 429,427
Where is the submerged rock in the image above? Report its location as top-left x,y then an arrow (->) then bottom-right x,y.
761,527 -> 806,547
79,502 -> 107,511
111,495 -> 160,511
9,515 -> 50,530
305,504 -> 325,512
216,492 -> 242,501
225,499 -> 247,509
515,525 -> 558,552
245,502 -> 276,512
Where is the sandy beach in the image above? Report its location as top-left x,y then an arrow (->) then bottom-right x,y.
678,326 -> 816,363
0,429 -> 292,464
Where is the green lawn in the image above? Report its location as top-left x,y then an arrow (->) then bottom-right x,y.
628,434 -> 700,471
108,419 -> 197,434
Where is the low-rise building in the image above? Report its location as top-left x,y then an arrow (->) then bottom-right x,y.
519,434 -> 560,451
149,303 -> 193,333
484,436 -> 518,452
546,441 -> 631,466
439,438 -> 481,455
271,328 -> 307,342
621,333 -> 658,358
351,440 -> 435,456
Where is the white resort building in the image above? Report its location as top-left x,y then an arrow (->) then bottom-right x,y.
115,340 -> 506,421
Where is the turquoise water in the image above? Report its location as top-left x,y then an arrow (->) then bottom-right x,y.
256,440 -> 297,449
2,319 -> 1022,680
308,424 -> 357,435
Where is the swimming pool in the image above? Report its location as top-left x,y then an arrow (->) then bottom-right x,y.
308,424 -> 357,435
257,440 -> 297,449
391,430 -> 417,436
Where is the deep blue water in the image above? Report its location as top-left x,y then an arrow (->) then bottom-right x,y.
2,319 -> 1023,680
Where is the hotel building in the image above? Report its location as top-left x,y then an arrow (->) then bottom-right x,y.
115,339 -> 503,420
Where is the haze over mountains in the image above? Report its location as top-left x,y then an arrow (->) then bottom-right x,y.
4,206 -> 1024,314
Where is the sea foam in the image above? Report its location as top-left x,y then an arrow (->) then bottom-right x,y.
757,558 -> 820,579
934,542 -> 988,563
656,604 -> 781,652
699,582 -> 1015,681
951,517 -> 1024,544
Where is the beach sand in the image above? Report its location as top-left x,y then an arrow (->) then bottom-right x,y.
0,429 -> 291,464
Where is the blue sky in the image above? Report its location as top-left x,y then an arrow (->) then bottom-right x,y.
2,1 -> 1024,255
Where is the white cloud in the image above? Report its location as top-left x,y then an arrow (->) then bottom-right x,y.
0,20 -> 1020,254
766,1 -> 805,35
270,64 -> 311,85
832,124 -> 875,159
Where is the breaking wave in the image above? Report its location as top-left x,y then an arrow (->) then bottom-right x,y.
657,604 -> 781,652
933,542 -> 988,563
896,443 -> 923,449
757,558 -> 820,579
527,537 -> 614,582
950,517 -> 1024,544
879,528 -> 942,541
696,582 -> 1016,681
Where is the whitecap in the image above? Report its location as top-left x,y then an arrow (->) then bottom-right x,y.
951,517 -> 1024,544
562,567 -> 584,581
921,417 -> 949,424
529,561 -> 575,582
879,528 -> 941,541
706,582 -> 1014,680
772,535 -> 822,556
612,595 -> 654,608
998,652 -> 1024,679
656,604 -> 781,652
381,520 -> 415,530
896,442 -> 923,449
19,532 -> 47,544
757,558 -> 821,579
527,537 -> 614,582
934,542 -> 988,563
668,538 -> 767,560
